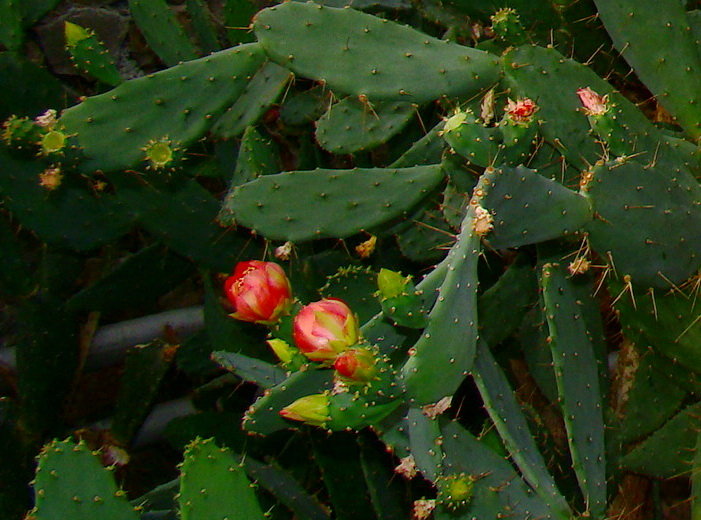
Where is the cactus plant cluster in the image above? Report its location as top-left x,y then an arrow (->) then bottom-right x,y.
2,0 -> 701,519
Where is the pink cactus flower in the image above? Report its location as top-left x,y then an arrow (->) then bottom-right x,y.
293,298 -> 359,362
224,260 -> 292,324
577,87 -> 609,116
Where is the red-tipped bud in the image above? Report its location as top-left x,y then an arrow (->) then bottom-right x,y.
279,394 -> 330,426
293,298 -> 359,362
504,97 -> 538,124
224,261 -> 293,324
333,348 -> 377,382
577,87 -> 609,116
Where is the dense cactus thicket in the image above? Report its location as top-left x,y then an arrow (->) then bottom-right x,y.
1,0 -> 701,519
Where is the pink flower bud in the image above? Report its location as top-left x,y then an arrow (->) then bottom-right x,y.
224,261 -> 292,324
293,298 -> 359,362
333,348 -> 377,381
577,87 -> 609,116
279,394 -> 330,426
505,98 -> 538,123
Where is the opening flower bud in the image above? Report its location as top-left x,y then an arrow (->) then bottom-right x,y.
333,348 -> 377,382
38,166 -> 63,191
279,394 -> 330,426
377,268 -> 410,300
504,97 -> 538,124
224,260 -> 293,324
577,87 -> 609,116
293,298 -> 359,362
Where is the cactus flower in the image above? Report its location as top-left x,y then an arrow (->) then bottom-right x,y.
38,166 -> 63,191
333,348 -> 377,382
577,87 -> 609,116
504,97 -> 538,124
224,260 -> 293,324
279,394 -> 330,426
293,298 -> 359,362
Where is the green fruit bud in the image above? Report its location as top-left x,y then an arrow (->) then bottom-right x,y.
436,473 -> 474,510
377,268 -> 410,300
280,394 -> 330,426
40,130 -> 67,155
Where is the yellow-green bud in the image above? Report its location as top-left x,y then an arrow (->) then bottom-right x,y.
279,394 -> 330,426
267,338 -> 293,364
377,268 -> 410,300
40,130 -> 67,155
64,22 -> 92,48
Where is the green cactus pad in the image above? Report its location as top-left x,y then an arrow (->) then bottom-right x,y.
407,407 -> 444,482
110,340 -> 176,444
503,45 -> 651,171
475,165 -> 592,249
477,254 -> 538,346
243,369 -> 335,435
185,0 -> 220,54
253,2 -> 501,103
0,150 -> 134,251
113,174 -> 261,272
0,0 -> 24,51
211,61 -> 292,139
593,0 -> 701,139
440,421 -> 560,520
128,0 -> 199,67
613,280 -> 701,376
179,438 -> 265,520
315,97 -> 415,154
327,392 -> 404,431
390,120 -> 446,168
61,43 -> 265,172
471,340 -> 571,518
227,126 -> 281,186
212,351 -> 287,389
221,165 -> 444,242
620,401 -> 701,479
64,22 -> 123,86
582,158 -> 701,288
401,207 -> 480,405
442,110 -> 501,167
541,262 -> 607,519
616,346 -> 687,445
30,439 -> 140,520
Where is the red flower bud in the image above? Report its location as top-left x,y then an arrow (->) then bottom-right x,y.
224,261 -> 292,324
293,298 -> 359,362
334,348 -> 377,382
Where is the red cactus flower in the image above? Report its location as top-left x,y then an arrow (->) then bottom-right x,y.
505,97 -> 538,123
224,260 -> 292,324
293,298 -> 359,362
